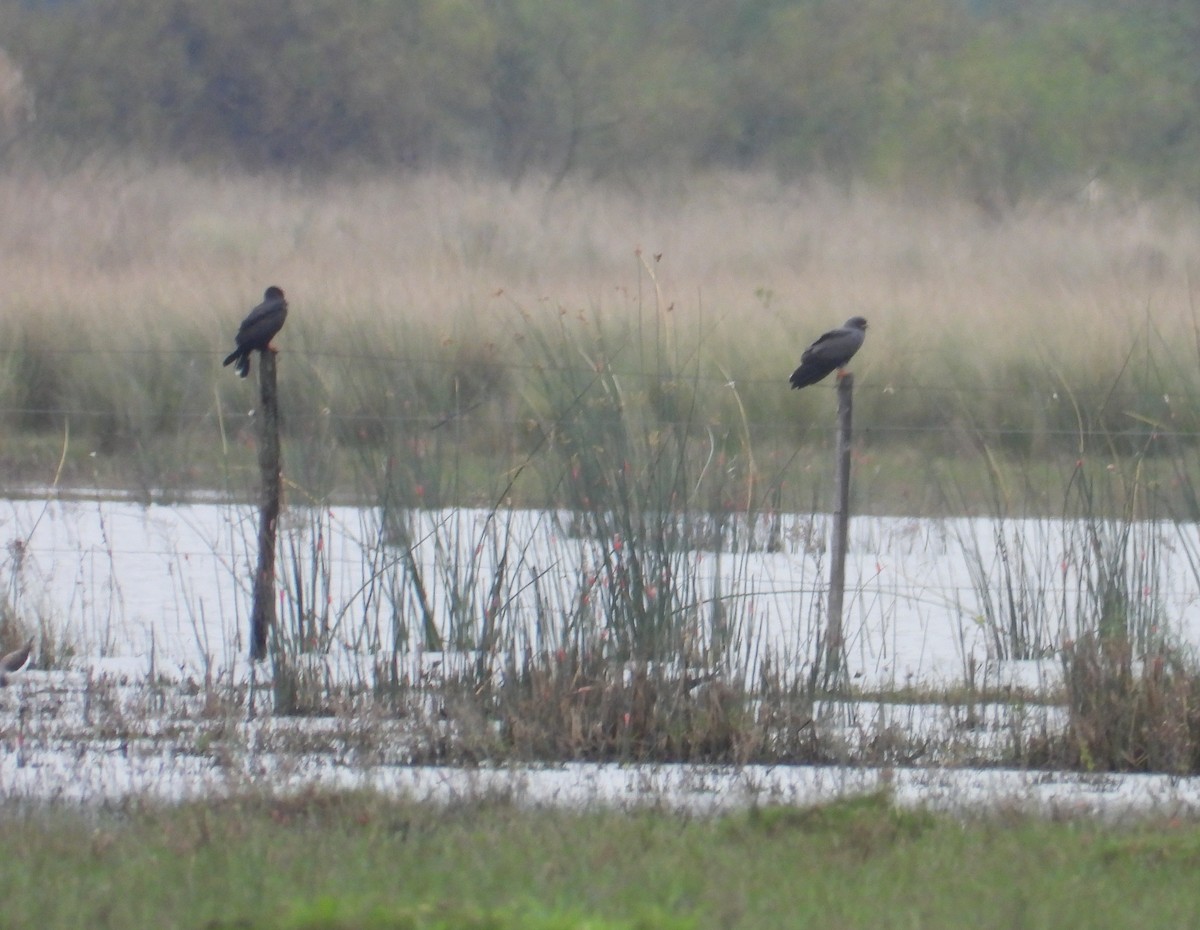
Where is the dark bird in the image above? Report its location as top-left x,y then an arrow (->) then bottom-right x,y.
223,286 -> 288,378
0,635 -> 33,686
789,316 -> 868,389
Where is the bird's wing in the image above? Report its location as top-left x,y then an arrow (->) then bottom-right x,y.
789,357 -> 838,387
801,326 -> 862,366
236,299 -> 281,338
235,299 -> 287,348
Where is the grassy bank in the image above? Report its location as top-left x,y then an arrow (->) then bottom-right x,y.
1,791 -> 1198,929
1,164 -> 1199,513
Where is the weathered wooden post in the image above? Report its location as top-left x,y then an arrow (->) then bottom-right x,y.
789,316 -> 866,692
823,373 -> 854,688
222,285 -> 288,719
250,350 -> 282,662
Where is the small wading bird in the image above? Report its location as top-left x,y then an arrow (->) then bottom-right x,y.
789,316 -> 868,389
223,285 -> 289,378
0,635 -> 33,686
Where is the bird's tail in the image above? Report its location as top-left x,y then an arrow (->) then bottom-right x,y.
789,368 -> 814,389
223,349 -> 251,378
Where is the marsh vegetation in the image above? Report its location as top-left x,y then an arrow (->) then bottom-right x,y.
0,166 -> 1198,778
4,3 -> 1200,920
0,166 -> 1197,511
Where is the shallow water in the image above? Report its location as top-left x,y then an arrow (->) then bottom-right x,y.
2,497 -> 1198,689
0,683 -> 1195,819
3,496 -> 1200,810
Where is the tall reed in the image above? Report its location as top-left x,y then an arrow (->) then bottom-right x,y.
252,272 -> 830,760
2,164 -> 1200,511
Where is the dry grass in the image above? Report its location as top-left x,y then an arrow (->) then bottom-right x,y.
1,162 -> 1197,359
1,161 -> 1199,503
1050,635 -> 1200,774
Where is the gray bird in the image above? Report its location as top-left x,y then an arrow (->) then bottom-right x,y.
789,316 -> 868,389
223,286 -> 289,378
0,636 -> 33,686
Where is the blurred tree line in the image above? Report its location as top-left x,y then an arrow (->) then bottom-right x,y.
3,0 -> 1200,201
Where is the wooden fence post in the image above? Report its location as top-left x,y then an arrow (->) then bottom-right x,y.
824,373 -> 854,688
250,350 -> 282,662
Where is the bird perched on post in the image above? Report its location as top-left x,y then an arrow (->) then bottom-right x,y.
0,635 -> 33,686
789,316 -> 868,389
223,286 -> 288,378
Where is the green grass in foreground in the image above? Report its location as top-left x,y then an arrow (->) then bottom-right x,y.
2,791 -> 1200,929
